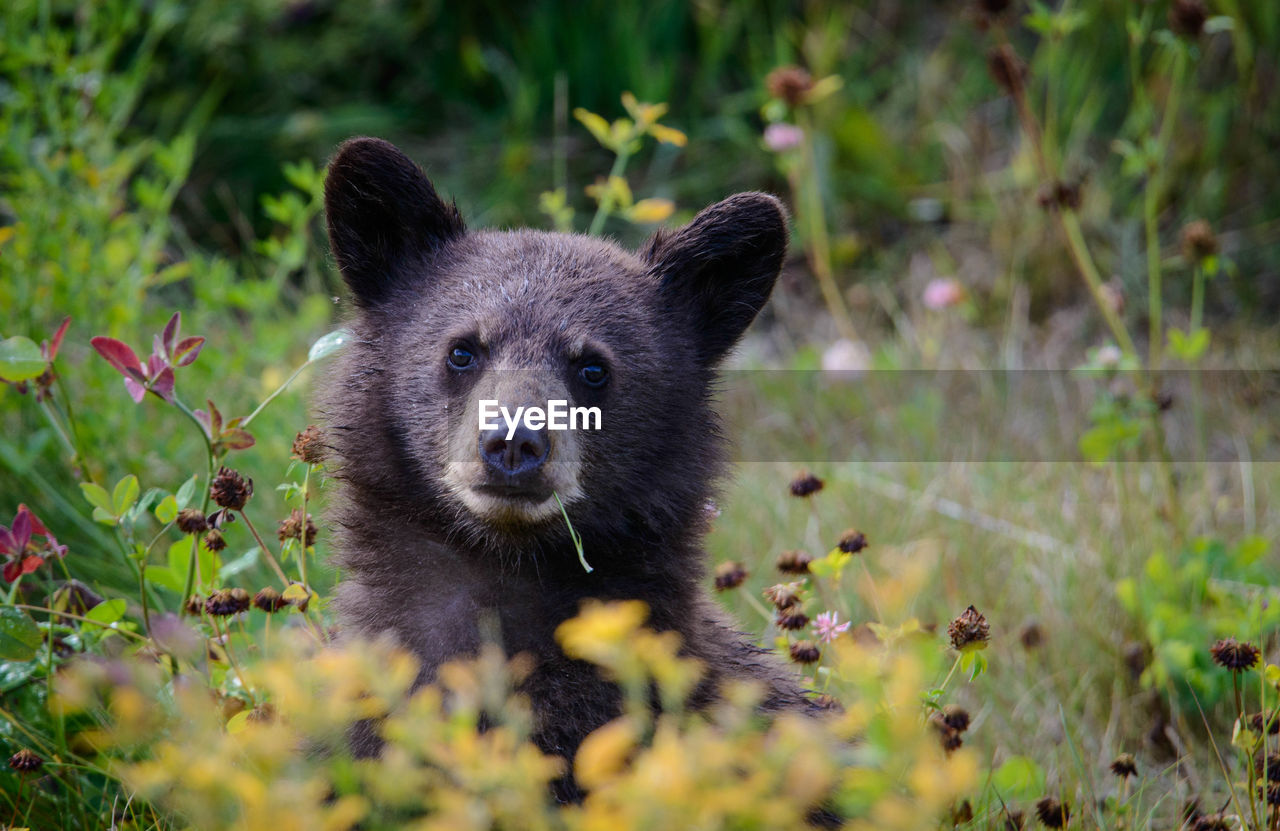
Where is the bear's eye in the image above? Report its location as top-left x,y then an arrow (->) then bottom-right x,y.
447,346 -> 475,370
579,363 -> 608,388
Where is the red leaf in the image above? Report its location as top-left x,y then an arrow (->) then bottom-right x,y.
161,312 -> 180,357
173,336 -> 205,367
19,504 -> 48,538
221,429 -> 256,451
194,409 -> 213,440
91,337 -> 142,376
45,317 -> 71,361
146,352 -> 166,378
124,376 -> 146,403
3,560 -> 19,583
205,399 -> 223,436
0,527 -> 15,556
19,555 -> 42,576
149,367 -> 175,402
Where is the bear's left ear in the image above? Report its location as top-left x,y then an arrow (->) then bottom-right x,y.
641,192 -> 788,364
324,137 -> 465,307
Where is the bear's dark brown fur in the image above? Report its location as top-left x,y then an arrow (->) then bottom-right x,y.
318,137 -> 811,798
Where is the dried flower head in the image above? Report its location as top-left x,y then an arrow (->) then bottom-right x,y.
1181,219 -> 1219,261
1191,814 -> 1230,831
210,467 -> 253,511
253,587 -> 287,613
941,705 -> 971,733
789,640 -> 821,664
1110,753 -> 1137,778
713,560 -> 748,591
776,609 -> 810,631
183,594 -> 204,617
1169,0 -> 1208,37
205,587 -> 251,617
1020,621 -> 1044,649
277,509 -> 317,547
1035,796 -> 1070,828
291,425 -> 327,464
987,44 -> 1027,95
1252,711 -> 1280,735
776,549 -> 813,574
931,714 -> 964,752
175,508 -> 208,535
1037,180 -> 1082,211
948,605 -> 990,651
1210,637 -> 1261,671
952,800 -> 974,824
764,582 -> 803,611
8,748 -> 42,772
203,529 -> 227,553
766,65 -> 814,108
836,529 -> 868,553
1004,810 -> 1026,830
789,470 -> 824,497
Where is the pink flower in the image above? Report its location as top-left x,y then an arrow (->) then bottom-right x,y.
813,611 -> 850,644
922,278 -> 965,310
0,505 -> 67,583
763,123 -> 804,152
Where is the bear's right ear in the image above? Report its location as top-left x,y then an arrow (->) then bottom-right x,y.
324,137 -> 465,307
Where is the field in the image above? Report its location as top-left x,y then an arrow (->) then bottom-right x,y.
2,1 -> 1279,828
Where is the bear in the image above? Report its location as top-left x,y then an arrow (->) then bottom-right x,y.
317,137 -> 813,799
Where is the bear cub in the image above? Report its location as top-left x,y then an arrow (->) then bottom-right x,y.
319,137 -> 812,796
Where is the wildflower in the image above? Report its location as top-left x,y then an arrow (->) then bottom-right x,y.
1181,219 -> 1218,261
789,471 -> 823,497
1168,0 -> 1208,38
789,640 -> 821,664
1259,751 -> 1280,782
713,560 -> 748,591
205,588 -> 251,617
948,605 -> 990,651
777,609 -> 810,631
1035,796 -> 1070,828
812,611 -> 851,644
775,549 -> 812,574
763,122 -> 804,152
0,504 -> 67,583
1191,815 -> 1230,831
764,582 -> 803,611
922,277 -> 965,310
1096,344 -> 1124,369
277,509 -> 317,547
203,529 -> 227,553
253,587 -> 287,613
291,425 -> 327,464
1110,753 -> 1137,778
1020,621 -> 1043,649
184,594 -> 204,616
8,749 -> 42,772
836,529 -> 868,553
1210,637 -> 1260,671
987,44 -> 1027,95
1004,810 -> 1026,830
765,66 -> 814,108
210,467 -> 253,511
175,508 -> 208,535
820,338 -> 871,374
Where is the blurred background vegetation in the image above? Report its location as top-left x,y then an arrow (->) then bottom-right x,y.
2,0 -> 1280,826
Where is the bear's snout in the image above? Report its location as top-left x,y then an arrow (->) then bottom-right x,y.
479,421 -> 550,478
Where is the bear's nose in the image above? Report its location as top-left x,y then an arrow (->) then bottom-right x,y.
479,423 -> 550,477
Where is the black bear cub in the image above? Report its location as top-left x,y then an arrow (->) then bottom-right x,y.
319,137 -> 811,796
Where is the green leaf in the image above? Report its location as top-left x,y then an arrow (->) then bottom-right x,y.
79,482 -> 113,514
992,755 -> 1045,798
92,507 -> 117,525
1167,327 -> 1209,363
220,546 -> 260,578
0,336 -> 46,382
155,494 -> 178,524
0,607 -> 42,661
112,475 -> 140,516
85,598 -> 127,625
168,537 -> 218,588
144,565 -> 185,593
175,475 -> 199,509
308,328 -> 351,362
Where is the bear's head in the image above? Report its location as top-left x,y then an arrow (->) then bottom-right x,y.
321,137 -> 786,568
